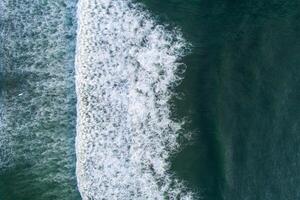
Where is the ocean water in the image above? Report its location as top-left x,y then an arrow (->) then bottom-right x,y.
140,0 -> 300,199
75,0 -> 193,199
1,0 -> 300,200
0,0 -> 80,199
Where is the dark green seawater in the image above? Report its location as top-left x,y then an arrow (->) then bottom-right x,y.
139,0 -> 300,199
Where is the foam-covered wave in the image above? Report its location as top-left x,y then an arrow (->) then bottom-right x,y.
75,0 -> 192,199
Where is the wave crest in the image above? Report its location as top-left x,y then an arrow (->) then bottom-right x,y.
75,0 -> 192,199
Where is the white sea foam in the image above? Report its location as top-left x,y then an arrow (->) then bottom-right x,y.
75,0 -> 193,199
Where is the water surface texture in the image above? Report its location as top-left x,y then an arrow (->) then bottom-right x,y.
140,0 -> 300,199
1,0 -> 300,200
75,0 -> 193,199
0,0 -> 80,199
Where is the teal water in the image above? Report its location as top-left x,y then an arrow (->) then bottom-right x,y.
139,0 -> 300,199
1,0 -> 300,199
0,0 -> 80,199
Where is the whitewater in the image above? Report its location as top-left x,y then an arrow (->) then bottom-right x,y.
75,0 -> 193,199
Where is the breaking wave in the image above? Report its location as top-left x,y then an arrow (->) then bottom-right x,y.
75,0 -> 193,199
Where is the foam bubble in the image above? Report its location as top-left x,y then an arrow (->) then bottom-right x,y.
75,0 -> 193,199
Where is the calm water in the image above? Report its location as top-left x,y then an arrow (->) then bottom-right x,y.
140,0 -> 300,199
1,0 -> 300,199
